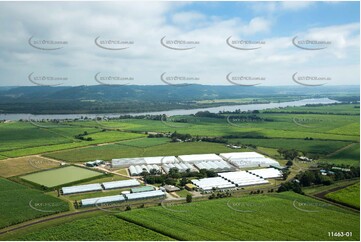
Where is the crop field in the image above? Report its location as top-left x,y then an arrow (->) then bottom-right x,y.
44,142 -> 241,162
76,115 -> 359,142
117,192 -> 360,241
0,156 -> 60,178
228,138 -> 352,155
10,215 -> 172,241
0,121 -> 144,158
117,137 -> 170,148
0,178 -> 68,229
265,104 -> 360,115
320,144 -> 360,166
20,166 -> 103,188
325,182 -> 360,209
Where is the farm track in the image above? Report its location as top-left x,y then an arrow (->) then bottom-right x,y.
326,143 -> 356,157
309,181 -> 360,212
0,208 -> 100,236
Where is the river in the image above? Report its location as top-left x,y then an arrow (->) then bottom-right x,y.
0,98 -> 339,121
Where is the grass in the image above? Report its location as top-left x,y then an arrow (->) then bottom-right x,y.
229,138 -> 352,155
0,178 -> 69,229
44,142 -> 242,163
320,143 -> 360,166
303,180 -> 359,195
20,166 -> 103,188
10,215 -> 173,241
117,192 -> 359,241
175,189 -> 192,198
325,182 -> 360,209
265,104 -> 360,115
0,121 -> 144,158
0,156 -> 60,178
117,137 -> 170,148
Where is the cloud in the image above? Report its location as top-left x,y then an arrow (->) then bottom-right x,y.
0,1 -> 358,86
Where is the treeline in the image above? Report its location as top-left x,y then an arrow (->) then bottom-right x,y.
143,168 -> 217,186
169,131 -> 227,144
278,164 -> 360,194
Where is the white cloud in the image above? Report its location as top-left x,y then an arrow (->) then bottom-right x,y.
0,1 -> 358,86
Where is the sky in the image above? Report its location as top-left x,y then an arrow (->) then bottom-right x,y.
0,1 -> 359,86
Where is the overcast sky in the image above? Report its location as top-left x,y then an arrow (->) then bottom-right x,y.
0,1 -> 359,86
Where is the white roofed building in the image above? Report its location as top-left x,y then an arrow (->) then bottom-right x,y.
219,152 -> 280,168
177,154 -> 224,164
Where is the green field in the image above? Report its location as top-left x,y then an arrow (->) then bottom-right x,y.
228,138 -> 352,155
0,122 -> 144,158
325,183 -> 360,209
0,178 -> 68,229
11,215 -> 173,241
320,144 -> 360,166
265,104 -> 360,115
117,192 -> 359,241
44,142 -> 241,163
20,166 -> 103,188
118,137 -> 170,148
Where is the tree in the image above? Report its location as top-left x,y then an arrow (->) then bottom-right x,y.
186,194 -> 192,203
286,160 -> 293,167
282,170 -> 290,180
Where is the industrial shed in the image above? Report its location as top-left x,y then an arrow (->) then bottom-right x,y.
129,164 -> 161,176
247,168 -> 283,179
81,195 -> 125,207
131,186 -> 154,193
125,190 -> 165,200
194,160 -> 233,172
219,152 -> 280,168
112,156 -> 179,168
62,183 -> 103,195
144,156 -> 178,164
112,157 -> 146,168
191,177 -> 236,192
163,185 -> 180,192
102,179 -> 140,190
177,154 -> 224,164
218,171 -> 269,187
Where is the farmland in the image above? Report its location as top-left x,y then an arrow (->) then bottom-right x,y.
325,182 -> 360,209
20,166 -> 103,188
44,142 -> 241,163
0,178 -> 68,229
117,192 -> 359,241
227,138 -> 352,155
0,122 -> 144,158
10,215 -> 173,241
320,143 -> 360,166
0,156 -> 60,178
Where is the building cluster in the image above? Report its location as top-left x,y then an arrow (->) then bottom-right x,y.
110,152 -> 281,176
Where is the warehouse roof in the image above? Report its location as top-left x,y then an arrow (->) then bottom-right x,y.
81,195 -> 125,206
178,154 -> 223,163
131,186 -> 154,193
102,179 -> 140,190
62,183 -> 102,195
219,152 -> 264,160
125,190 -> 165,200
